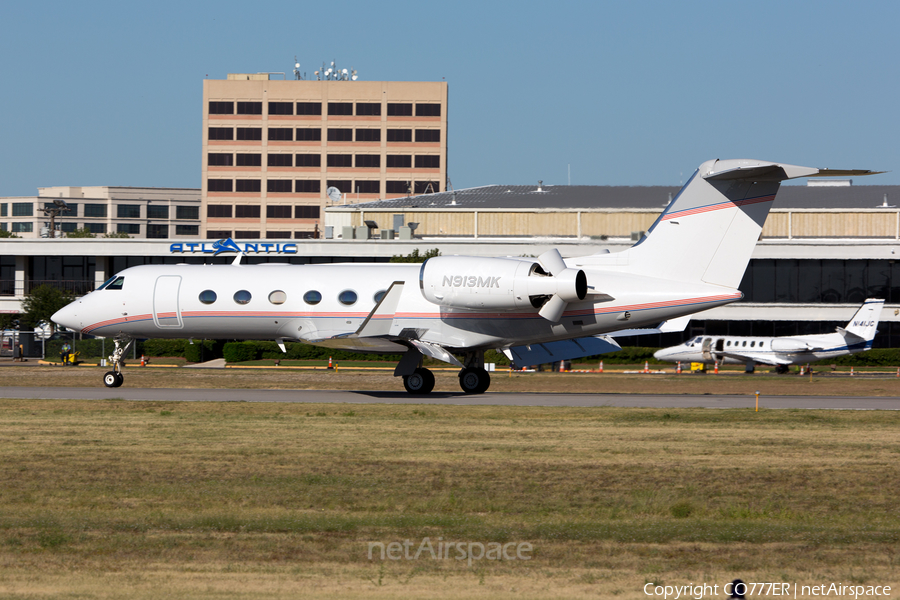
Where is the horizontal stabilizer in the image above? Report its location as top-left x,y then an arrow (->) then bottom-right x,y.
504,335 -> 621,367
608,315 -> 691,338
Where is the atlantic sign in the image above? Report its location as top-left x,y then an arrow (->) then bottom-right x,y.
169,238 -> 298,255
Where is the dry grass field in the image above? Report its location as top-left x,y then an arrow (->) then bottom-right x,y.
0,383 -> 899,598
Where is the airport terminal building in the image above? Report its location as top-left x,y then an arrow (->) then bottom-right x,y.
2,180 -> 900,349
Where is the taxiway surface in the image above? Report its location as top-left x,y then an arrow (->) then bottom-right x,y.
2,386 -> 900,409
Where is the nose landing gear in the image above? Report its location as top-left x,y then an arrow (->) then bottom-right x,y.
102,334 -> 133,388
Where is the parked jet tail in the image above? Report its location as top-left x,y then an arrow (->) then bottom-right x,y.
610,160 -> 881,289
840,298 -> 884,342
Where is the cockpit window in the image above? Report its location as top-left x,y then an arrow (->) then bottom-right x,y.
98,275 -> 118,290
105,277 -> 125,291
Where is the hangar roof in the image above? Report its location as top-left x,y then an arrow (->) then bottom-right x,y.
334,184 -> 900,211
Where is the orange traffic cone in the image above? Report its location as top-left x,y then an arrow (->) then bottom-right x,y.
714,361 -> 719,374
327,356 -> 333,370
676,361 -> 681,374
599,360 -> 603,373
140,354 -> 146,367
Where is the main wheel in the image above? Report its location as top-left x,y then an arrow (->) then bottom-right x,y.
103,371 -> 120,388
403,367 -> 435,394
115,372 -> 124,387
458,367 -> 490,394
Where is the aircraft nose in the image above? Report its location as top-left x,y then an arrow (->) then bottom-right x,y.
52,301 -> 81,331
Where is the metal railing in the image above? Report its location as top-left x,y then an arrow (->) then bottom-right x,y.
0,280 -> 96,297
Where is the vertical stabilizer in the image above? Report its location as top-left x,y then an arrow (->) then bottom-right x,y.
842,298 -> 884,341
613,160 -> 877,289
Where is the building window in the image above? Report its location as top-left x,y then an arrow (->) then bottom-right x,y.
60,223 -> 77,233
356,102 -> 381,116
207,205 -> 233,218
234,231 -> 260,239
235,179 -> 261,193
416,103 -> 441,117
208,153 -> 233,166
387,103 -> 413,116
327,154 -> 352,168
295,180 -> 321,193
296,102 -> 322,115
117,205 -> 140,219
12,222 -> 33,232
355,155 -> 380,168
208,127 -> 233,140
236,128 -> 262,140
176,225 -> 199,235
84,204 -> 107,218
207,230 -> 232,239
12,203 -> 33,217
387,129 -> 412,142
208,101 -> 233,114
117,223 -> 140,235
415,181 -> 440,194
415,155 -> 440,168
266,231 -> 292,239
327,128 -> 352,142
268,154 -> 293,167
356,129 -> 381,142
235,205 -> 261,218
236,153 -> 262,166
0,204 -> 5,217
85,223 -> 106,234
295,206 -> 320,219
267,180 -> 292,193
267,205 -> 292,219
296,128 -> 322,141
207,179 -> 233,192
236,101 -> 262,115
147,224 -> 168,238
355,181 -> 381,194
268,102 -> 293,115
326,180 -> 352,193
387,155 -> 412,168
176,206 -> 199,220
147,205 -> 168,219
386,181 -> 411,194
268,128 -> 293,141
328,102 -> 353,116
295,154 -> 321,167
415,129 -> 441,143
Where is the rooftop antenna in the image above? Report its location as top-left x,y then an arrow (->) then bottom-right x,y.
292,56 -> 304,80
881,193 -> 895,208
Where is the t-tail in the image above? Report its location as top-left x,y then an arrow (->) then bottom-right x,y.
840,298 -> 884,345
614,160 -> 881,288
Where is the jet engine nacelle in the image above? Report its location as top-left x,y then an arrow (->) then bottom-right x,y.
419,251 -> 587,321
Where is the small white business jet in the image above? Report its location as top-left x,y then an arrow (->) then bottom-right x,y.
52,159 -> 879,393
653,299 -> 884,373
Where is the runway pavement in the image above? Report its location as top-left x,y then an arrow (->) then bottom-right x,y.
2,386 -> 900,409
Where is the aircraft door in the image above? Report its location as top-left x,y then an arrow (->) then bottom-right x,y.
153,276 -> 183,329
701,337 -> 713,361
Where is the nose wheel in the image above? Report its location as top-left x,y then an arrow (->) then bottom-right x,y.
103,371 -> 124,388
102,334 -> 133,388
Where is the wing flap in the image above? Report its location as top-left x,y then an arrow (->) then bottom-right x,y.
504,335 -> 622,367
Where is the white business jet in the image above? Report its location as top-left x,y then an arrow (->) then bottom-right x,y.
653,298 -> 884,373
51,159 -> 879,393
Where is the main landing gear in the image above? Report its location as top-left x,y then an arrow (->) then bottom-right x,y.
103,334 -> 133,388
396,348 -> 492,395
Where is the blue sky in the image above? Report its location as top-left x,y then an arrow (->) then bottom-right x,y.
2,0 -> 898,196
